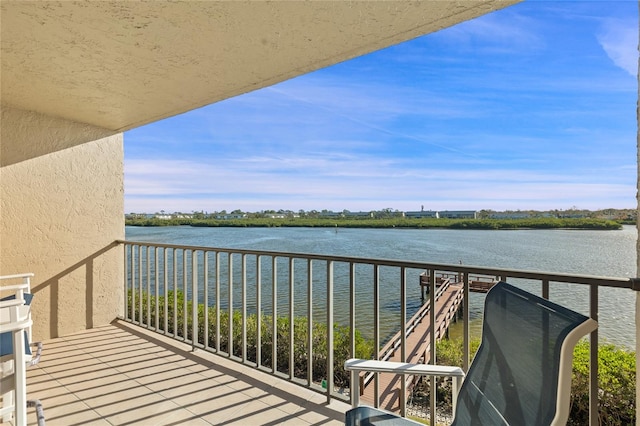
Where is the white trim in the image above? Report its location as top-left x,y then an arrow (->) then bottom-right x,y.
551,317 -> 598,426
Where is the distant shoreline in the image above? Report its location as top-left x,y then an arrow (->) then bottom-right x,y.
124,217 -> 625,230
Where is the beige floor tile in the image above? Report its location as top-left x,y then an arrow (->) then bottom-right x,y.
145,374 -> 224,397
92,393 -> 184,425
64,375 -> 141,400
104,352 -> 174,373
30,395 -> 107,426
126,363 -> 201,385
28,377 -> 66,399
143,408 -> 214,426
294,408 -> 345,425
279,417 -> 312,425
52,365 -> 128,388
175,387 -> 253,424
221,399 -> 293,425
259,393 -> 307,415
38,357 -> 104,375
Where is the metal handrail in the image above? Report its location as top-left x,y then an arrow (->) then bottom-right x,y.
119,239 -> 632,289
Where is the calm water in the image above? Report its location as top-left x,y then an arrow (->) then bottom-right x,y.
126,225 -> 637,350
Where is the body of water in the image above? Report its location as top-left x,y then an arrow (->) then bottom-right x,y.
126,225 -> 637,350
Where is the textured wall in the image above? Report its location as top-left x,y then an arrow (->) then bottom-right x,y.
0,106 -> 124,340
2,1 -> 520,132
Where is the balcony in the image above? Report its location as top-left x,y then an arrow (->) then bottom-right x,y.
19,240 -> 633,425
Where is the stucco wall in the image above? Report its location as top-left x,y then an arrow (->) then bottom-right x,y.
0,106 -> 124,340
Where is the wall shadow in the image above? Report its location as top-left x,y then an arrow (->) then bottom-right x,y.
31,241 -> 121,338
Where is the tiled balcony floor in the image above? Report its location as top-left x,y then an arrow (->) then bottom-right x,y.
22,321 -> 349,425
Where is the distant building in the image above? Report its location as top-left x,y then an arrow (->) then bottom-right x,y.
439,210 -> 477,219
344,211 -> 374,218
489,212 -> 532,219
405,210 -> 439,219
216,214 -> 247,220
557,212 -> 591,219
125,213 -> 153,219
265,213 -> 287,219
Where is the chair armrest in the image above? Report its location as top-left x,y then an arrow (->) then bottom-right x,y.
0,284 -> 31,292
0,274 -> 34,296
345,358 -> 464,378
0,299 -> 32,332
0,299 -> 26,309
0,273 -> 34,281
345,359 -> 465,411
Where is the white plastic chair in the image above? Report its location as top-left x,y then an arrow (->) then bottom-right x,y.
0,273 -> 44,426
0,295 -> 32,425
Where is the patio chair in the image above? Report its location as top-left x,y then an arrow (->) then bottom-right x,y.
345,281 -> 598,426
0,273 -> 45,426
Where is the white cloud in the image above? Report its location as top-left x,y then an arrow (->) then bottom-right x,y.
125,156 -> 636,214
597,18 -> 638,77
428,9 -> 543,54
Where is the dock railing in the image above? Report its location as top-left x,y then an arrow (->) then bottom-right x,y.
118,239 -> 636,426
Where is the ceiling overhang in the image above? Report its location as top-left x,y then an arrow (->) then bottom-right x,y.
1,1 -> 521,132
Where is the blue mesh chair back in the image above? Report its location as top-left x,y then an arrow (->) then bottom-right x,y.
452,281 -> 596,426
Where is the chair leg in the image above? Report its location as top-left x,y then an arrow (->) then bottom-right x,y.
15,330 -> 28,425
1,358 -> 15,423
27,399 -> 45,426
2,389 -> 14,423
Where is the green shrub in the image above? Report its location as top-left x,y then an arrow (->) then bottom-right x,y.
127,289 -> 373,387
570,341 -> 636,425
428,337 -> 636,425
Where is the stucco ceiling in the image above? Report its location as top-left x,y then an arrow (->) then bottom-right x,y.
1,1 -> 520,133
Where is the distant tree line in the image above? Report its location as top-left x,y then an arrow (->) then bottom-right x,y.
127,208 -> 636,221
125,216 -> 624,230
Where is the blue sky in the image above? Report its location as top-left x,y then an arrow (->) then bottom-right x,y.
125,1 -> 638,214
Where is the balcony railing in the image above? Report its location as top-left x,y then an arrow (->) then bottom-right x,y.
118,240 -> 635,425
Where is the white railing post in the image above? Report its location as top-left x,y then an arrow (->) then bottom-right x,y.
352,369 -> 360,407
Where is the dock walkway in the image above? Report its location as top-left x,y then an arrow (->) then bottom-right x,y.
360,280 -> 464,412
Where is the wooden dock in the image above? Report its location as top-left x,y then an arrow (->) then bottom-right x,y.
359,274 -> 497,413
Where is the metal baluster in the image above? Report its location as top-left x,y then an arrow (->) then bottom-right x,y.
326,260 -> 334,403
373,264 -> 380,408
272,256 -> 278,373
307,259 -> 313,386
215,251 -> 221,352
241,254 -> 247,363
204,251 -> 209,348
257,255 -> 262,368
192,249 -> 198,349
289,257 -> 295,380
429,269 -> 436,426
399,266 -> 407,417
229,252 -> 234,357
589,284 -> 599,426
